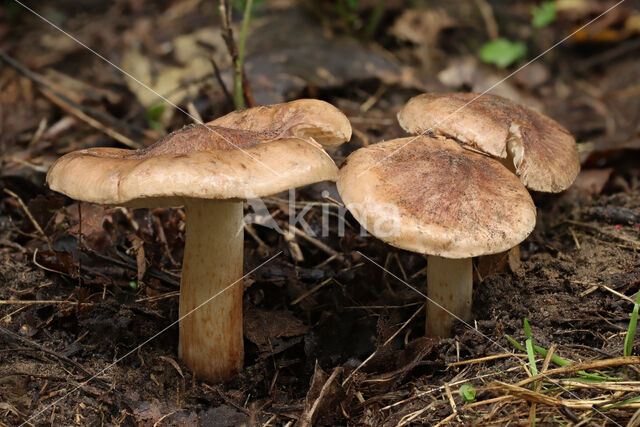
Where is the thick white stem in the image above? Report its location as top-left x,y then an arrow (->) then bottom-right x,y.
425,256 -> 473,337
178,199 -> 244,382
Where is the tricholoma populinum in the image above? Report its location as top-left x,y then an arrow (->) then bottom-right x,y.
47,99 -> 352,382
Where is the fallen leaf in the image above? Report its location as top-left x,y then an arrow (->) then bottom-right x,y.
244,303 -> 308,355
564,168 -> 614,196
132,400 -> 198,427
298,363 -> 345,427
198,405 -> 249,427
390,8 -> 456,46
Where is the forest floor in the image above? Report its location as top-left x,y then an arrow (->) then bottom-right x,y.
1,0 -> 640,425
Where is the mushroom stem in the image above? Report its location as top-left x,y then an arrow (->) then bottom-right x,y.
425,256 -> 473,337
179,199 -> 244,382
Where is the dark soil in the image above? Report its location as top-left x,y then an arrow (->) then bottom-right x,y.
1,1 -> 640,426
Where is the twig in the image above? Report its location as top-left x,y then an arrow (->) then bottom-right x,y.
298,367 -> 341,427
0,52 -> 146,141
0,300 -> 94,306
342,304 -> 424,386
244,224 -> 269,257
516,356 -> 640,388
186,102 -> 204,124
448,352 -> 527,367
135,291 -> 180,303
384,366 -> 524,412
27,118 -> 48,149
82,246 -> 180,287
474,0 -> 499,40
344,302 -> 423,310
0,325 -> 107,387
360,84 -> 386,112
283,228 -> 305,263
291,278 -> 333,305
553,380 -> 640,392
286,225 -> 342,260
4,189 -> 53,252
443,383 -> 458,422
572,280 -> 637,304
564,220 -> 640,249
462,395 -> 514,410
577,37 -> 640,73
39,87 -> 141,149
528,343 -> 556,424
209,55 -> 233,106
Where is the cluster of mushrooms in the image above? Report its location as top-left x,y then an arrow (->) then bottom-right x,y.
46,93 -> 579,382
340,93 -> 579,338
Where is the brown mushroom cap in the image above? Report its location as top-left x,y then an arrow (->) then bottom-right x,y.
397,93 -> 580,193
208,99 -> 352,148
47,125 -> 338,207
337,136 -> 536,258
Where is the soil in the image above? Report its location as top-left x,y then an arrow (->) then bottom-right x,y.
1,1 -> 640,426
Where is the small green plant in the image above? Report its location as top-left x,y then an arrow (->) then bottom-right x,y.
459,384 -> 476,403
523,318 -> 539,377
146,104 -> 165,131
309,0 -> 388,40
219,0 -> 256,110
230,0 -> 264,14
478,1 -> 557,68
532,1 -> 557,28
129,281 -> 138,290
233,0 -> 253,110
3,1 -> 21,21
623,290 -> 640,357
506,328 -> 621,382
479,38 -> 527,68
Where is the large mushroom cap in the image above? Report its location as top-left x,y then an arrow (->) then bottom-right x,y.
337,136 -> 536,258
397,93 -> 580,193
47,124 -> 338,207
208,99 -> 352,147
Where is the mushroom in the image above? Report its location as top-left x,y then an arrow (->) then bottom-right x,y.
47,100 -> 351,381
208,99 -> 352,147
337,136 -> 536,337
397,92 -> 580,193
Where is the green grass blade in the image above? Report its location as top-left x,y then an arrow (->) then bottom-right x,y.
524,319 -> 539,377
505,334 -> 526,352
601,394 -> 640,411
526,338 -> 539,377
624,290 -> 640,357
504,334 -> 527,351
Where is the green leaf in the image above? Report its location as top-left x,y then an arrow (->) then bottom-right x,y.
459,384 -> 476,403
346,0 -> 359,9
479,38 -> 527,68
145,104 -> 165,131
532,1 -> 557,28
129,281 -> 138,290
